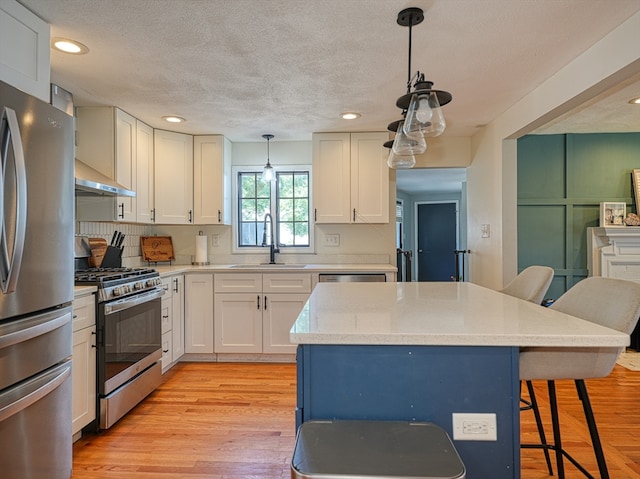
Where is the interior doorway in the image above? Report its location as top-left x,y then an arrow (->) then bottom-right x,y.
395,168 -> 468,281
416,201 -> 459,281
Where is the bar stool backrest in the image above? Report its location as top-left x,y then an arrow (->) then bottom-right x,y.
500,266 -> 554,305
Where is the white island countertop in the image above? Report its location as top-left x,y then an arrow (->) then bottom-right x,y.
290,282 -> 629,348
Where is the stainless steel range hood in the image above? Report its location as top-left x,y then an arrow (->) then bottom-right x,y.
75,159 -> 136,197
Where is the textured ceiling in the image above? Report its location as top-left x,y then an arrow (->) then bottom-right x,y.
19,0 -> 640,145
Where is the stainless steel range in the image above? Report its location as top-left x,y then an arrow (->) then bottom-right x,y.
74,267 -> 164,429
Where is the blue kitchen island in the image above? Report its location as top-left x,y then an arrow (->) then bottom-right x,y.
290,282 -> 629,479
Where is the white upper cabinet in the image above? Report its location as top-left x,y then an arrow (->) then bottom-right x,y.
313,132 -> 389,223
76,107 -> 138,222
154,129 -> 194,224
0,0 -> 50,101
193,135 -> 232,225
135,120 -> 155,223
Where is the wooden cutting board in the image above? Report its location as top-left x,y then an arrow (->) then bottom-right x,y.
140,236 -> 175,263
88,237 -> 108,267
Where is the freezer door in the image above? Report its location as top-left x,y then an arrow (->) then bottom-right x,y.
0,307 -> 72,391
0,360 -> 72,479
0,80 -> 74,320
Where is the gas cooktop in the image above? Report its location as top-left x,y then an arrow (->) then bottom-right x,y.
74,267 -> 158,284
75,267 -> 162,302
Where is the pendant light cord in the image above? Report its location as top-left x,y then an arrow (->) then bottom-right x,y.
407,22 -> 413,94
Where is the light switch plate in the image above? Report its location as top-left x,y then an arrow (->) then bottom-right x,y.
324,234 -> 340,246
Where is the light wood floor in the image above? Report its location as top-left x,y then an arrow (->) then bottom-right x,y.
72,361 -> 639,479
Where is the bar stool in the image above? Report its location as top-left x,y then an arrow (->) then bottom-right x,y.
500,265 -> 554,304
500,265 -> 555,474
520,277 -> 640,479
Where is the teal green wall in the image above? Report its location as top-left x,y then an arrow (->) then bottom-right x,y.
517,133 -> 639,299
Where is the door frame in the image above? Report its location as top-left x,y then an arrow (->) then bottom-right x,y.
413,200 -> 460,281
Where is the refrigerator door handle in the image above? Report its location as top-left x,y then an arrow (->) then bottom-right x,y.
0,309 -> 71,350
0,362 -> 71,423
0,107 -> 28,294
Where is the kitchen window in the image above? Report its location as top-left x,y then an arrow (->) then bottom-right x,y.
233,167 -> 313,253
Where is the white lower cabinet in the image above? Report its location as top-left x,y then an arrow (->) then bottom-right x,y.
72,292 -> 96,438
262,293 -> 309,353
214,273 -> 311,354
185,273 -> 214,353
160,274 -> 185,372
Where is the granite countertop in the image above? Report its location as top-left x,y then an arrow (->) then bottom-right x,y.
290,281 -> 629,348
73,285 -> 97,296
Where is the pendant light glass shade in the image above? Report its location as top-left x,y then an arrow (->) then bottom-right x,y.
392,120 -> 426,156
423,92 -> 446,137
403,91 -> 433,135
387,149 -> 416,169
404,90 -> 446,137
262,160 -> 275,182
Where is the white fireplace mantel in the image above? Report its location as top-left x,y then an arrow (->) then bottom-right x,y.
587,227 -> 640,281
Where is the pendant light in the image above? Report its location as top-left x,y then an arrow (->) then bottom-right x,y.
391,119 -> 426,156
261,134 -> 275,182
385,7 -> 452,169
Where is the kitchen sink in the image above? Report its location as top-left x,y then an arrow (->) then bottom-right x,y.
230,263 -> 307,268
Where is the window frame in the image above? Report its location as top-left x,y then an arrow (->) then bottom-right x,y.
231,165 -> 314,255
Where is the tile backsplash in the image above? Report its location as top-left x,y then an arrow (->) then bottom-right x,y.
76,222 -> 150,266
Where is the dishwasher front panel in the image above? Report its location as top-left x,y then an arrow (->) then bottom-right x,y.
318,273 -> 387,283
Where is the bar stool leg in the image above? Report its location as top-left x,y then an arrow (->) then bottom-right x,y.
548,380 -> 566,479
526,380 -> 553,475
575,380 -> 610,479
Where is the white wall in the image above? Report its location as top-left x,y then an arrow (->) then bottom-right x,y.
467,11 -> 640,289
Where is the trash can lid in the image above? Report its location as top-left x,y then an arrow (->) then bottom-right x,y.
291,420 -> 466,479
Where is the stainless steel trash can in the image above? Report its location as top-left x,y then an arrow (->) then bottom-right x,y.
291,420 -> 466,479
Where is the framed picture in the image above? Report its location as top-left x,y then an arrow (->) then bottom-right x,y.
600,202 -> 626,226
633,169 -> 640,214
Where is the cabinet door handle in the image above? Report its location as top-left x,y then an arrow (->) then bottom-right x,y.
314,208 -> 317,222
256,295 -> 260,310
118,203 -> 125,219
163,349 -> 169,354
217,210 -> 221,223
264,295 -> 268,311
353,208 -> 356,222
162,314 -> 169,319
188,210 -> 193,223
173,278 -> 179,293
151,208 -> 156,222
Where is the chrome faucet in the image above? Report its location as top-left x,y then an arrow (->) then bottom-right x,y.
261,213 -> 280,264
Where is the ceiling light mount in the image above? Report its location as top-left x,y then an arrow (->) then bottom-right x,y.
386,7 -> 452,169
396,7 -> 424,27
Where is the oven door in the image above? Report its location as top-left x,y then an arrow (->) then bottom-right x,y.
98,289 -> 164,396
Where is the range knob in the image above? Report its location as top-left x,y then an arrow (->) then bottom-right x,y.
146,279 -> 155,287
112,287 -> 121,297
155,278 -> 162,286
135,282 -> 144,290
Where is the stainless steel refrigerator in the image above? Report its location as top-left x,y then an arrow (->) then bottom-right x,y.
0,80 -> 74,479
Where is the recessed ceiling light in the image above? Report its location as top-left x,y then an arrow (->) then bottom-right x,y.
162,116 -> 186,123
341,112 -> 361,120
629,97 -> 640,105
52,37 -> 89,55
